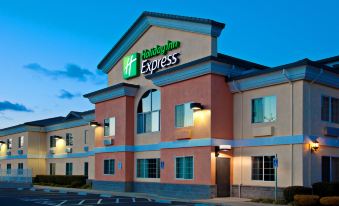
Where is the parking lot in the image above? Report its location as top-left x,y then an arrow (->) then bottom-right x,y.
0,188 -> 205,206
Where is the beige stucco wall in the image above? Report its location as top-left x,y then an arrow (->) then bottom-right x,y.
233,144 -> 304,187
46,125 -> 94,154
134,151 -> 161,183
303,82 -> 339,136
0,132 -> 29,156
47,156 -> 95,179
233,81 -> 304,139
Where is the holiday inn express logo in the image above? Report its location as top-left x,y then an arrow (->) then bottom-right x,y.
122,40 -> 181,80
123,53 -> 140,80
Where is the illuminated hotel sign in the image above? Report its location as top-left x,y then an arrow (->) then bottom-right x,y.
123,40 -> 181,80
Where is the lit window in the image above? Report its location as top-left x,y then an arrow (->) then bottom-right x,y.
137,158 -> 160,178
137,89 -> 160,134
104,159 -> 115,175
66,133 -> 73,146
66,163 -> 73,175
50,136 -> 56,148
18,136 -> 24,148
7,139 -> 12,149
321,96 -> 339,124
175,156 -> 193,180
175,103 -> 194,128
104,117 -> 115,136
252,96 -> 277,123
252,156 -> 275,181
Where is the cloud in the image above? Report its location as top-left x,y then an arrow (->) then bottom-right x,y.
57,89 -> 80,100
24,63 -> 98,82
0,101 -> 33,112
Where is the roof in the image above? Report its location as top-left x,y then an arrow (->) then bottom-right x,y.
230,58 -> 338,81
217,53 -> 268,70
83,83 -> 140,98
316,55 -> 339,64
24,116 -> 65,126
97,11 -> 225,71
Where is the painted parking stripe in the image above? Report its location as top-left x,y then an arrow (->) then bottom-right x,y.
30,188 -> 36,191
97,199 -> 102,204
115,198 -> 119,203
132,197 -> 136,202
77,200 -> 86,205
55,200 -> 67,206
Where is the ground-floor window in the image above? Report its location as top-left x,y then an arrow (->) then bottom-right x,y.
84,162 -> 88,176
65,163 -> 73,175
251,156 -> 275,181
50,163 -> 56,175
6,163 -> 11,174
104,159 -> 115,175
175,156 -> 193,179
137,158 -> 160,178
322,156 -> 339,182
18,163 -> 23,175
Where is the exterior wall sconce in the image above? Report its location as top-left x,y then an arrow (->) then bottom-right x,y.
310,140 -> 319,152
190,102 -> 203,111
0,140 -> 5,144
52,135 -> 63,139
215,145 -> 232,157
90,121 -> 101,127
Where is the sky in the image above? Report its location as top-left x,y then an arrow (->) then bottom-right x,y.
0,0 -> 338,129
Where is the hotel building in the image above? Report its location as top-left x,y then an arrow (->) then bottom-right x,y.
1,12 -> 339,199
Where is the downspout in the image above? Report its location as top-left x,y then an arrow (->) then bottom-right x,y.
232,80 -> 243,198
282,69 -> 294,186
307,68 -> 324,186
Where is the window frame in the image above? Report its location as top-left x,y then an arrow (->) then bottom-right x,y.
49,163 -> 56,175
251,96 -> 277,124
104,117 -> 116,137
84,130 -> 88,145
321,95 -> 339,124
322,155 -> 339,182
175,156 -> 194,180
136,158 -> 160,179
18,136 -> 24,148
66,133 -> 73,146
18,163 -> 24,175
65,162 -> 73,176
175,102 -> 194,128
251,155 -> 275,182
84,162 -> 89,176
50,136 -> 56,148
7,139 -> 12,150
103,159 -> 115,175
137,89 -> 161,134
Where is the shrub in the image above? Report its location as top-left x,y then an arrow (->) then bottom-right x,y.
294,195 -> 319,206
284,186 -> 312,203
320,196 -> 339,206
34,175 -> 87,188
312,182 -> 339,197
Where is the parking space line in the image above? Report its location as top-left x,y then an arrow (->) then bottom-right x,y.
97,199 -> 102,204
132,197 -> 136,202
115,198 -> 119,203
55,200 -> 67,206
77,199 -> 86,205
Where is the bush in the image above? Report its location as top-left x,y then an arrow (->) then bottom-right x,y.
320,196 -> 339,206
284,186 -> 312,203
34,175 -> 87,188
312,182 -> 339,197
294,195 -> 319,206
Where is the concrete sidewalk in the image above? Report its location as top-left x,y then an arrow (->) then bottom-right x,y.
33,185 -> 278,206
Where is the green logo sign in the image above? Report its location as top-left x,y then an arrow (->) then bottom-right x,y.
123,53 -> 140,80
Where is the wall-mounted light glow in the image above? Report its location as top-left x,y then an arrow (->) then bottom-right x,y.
90,121 -> 101,127
0,140 -> 5,144
52,135 -> 63,139
310,140 -> 319,152
219,145 -> 232,151
190,102 -> 203,111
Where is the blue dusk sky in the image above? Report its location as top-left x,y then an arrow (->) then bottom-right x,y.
0,0 -> 338,129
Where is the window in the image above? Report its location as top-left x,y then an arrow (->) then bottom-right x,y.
322,156 -> 339,182
7,139 -> 12,149
175,156 -> 193,179
104,159 -> 115,175
252,156 -> 275,181
50,136 -> 56,148
18,163 -> 23,175
137,89 -> 161,133
66,163 -> 73,175
252,96 -> 277,123
137,158 -> 160,178
50,163 -> 56,175
6,164 -> 11,175
175,103 -> 194,128
18,136 -> 24,148
104,117 -> 115,137
66,133 -> 73,146
84,130 -> 88,144
84,162 -> 88,176
321,96 -> 339,124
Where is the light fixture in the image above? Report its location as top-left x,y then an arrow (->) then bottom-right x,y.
190,102 -> 203,111
0,140 -> 5,144
311,140 -> 319,152
90,121 -> 101,127
215,145 -> 232,157
52,135 -> 63,139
